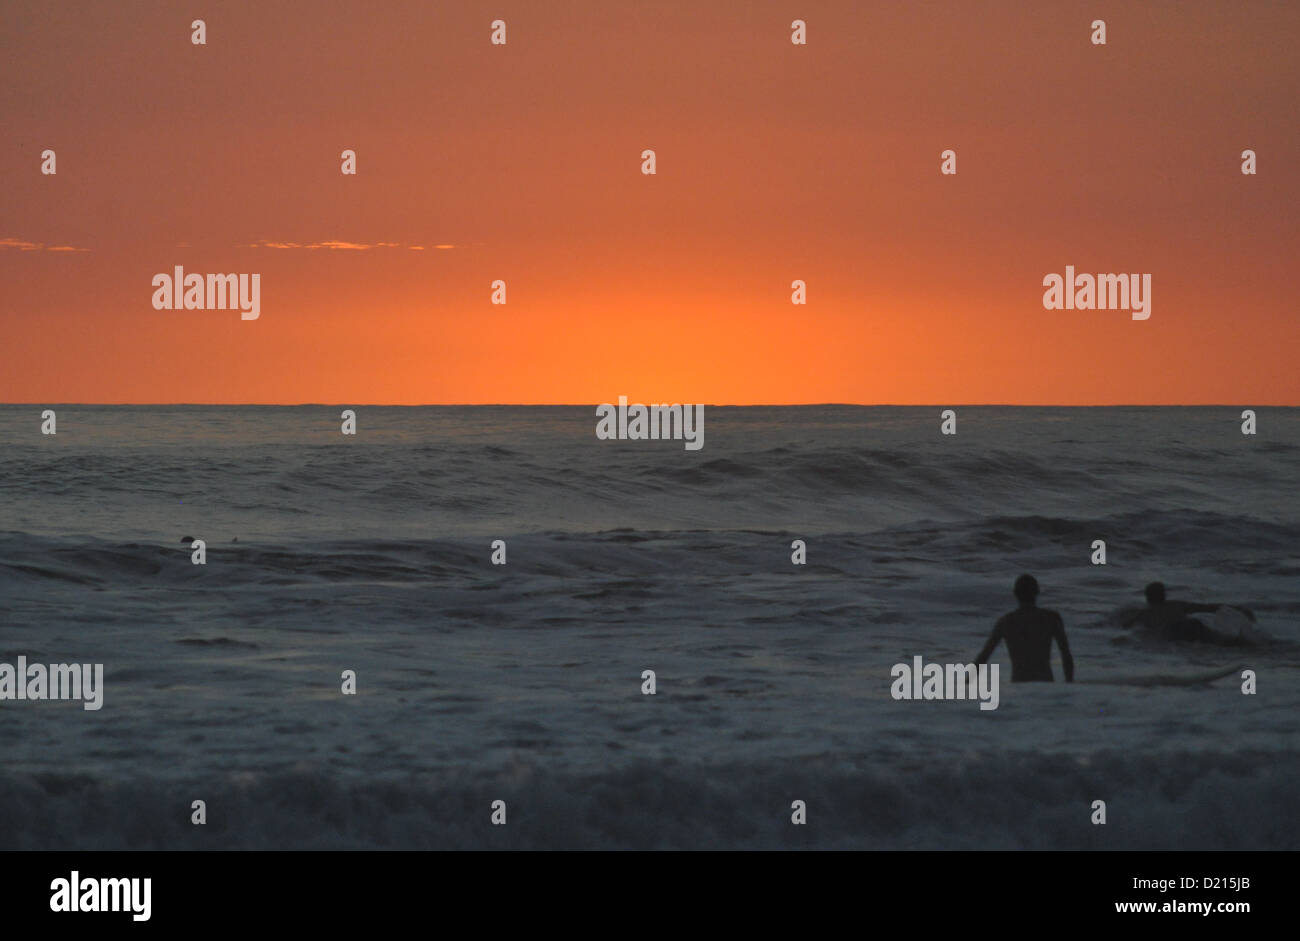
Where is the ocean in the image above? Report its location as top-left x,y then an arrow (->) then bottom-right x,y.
1,405 -> 1297,849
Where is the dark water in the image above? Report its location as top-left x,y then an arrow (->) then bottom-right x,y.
1,405 -> 1297,848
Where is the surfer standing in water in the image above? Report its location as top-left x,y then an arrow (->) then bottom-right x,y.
1123,581 -> 1257,646
975,574 -> 1074,682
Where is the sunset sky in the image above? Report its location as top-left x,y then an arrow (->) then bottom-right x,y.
2,0 -> 1297,404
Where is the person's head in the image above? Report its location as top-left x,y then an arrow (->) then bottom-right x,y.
1013,574 -> 1039,606
1144,581 -> 1166,605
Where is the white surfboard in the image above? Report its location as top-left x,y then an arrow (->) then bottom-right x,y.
1080,664 -> 1244,687
1214,605 -> 1268,644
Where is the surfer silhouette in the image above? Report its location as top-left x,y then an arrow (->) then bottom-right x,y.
975,574 -> 1074,682
1123,581 -> 1255,646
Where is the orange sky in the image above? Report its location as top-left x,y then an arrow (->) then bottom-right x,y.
2,0 -> 1297,404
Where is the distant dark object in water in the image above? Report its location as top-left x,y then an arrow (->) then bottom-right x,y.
180,536 -> 194,544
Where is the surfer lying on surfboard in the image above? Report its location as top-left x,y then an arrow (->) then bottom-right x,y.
1123,581 -> 1258,646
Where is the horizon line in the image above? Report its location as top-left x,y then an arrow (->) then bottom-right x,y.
1,402 -> 1292,408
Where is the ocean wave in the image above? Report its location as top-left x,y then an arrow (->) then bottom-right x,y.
1,507 -> 1296,591
1,750 -> 1294,850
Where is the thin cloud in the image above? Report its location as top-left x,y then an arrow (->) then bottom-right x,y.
1,237 -> 89,252
312,240 -> 371,251
246,240 -> 451,251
